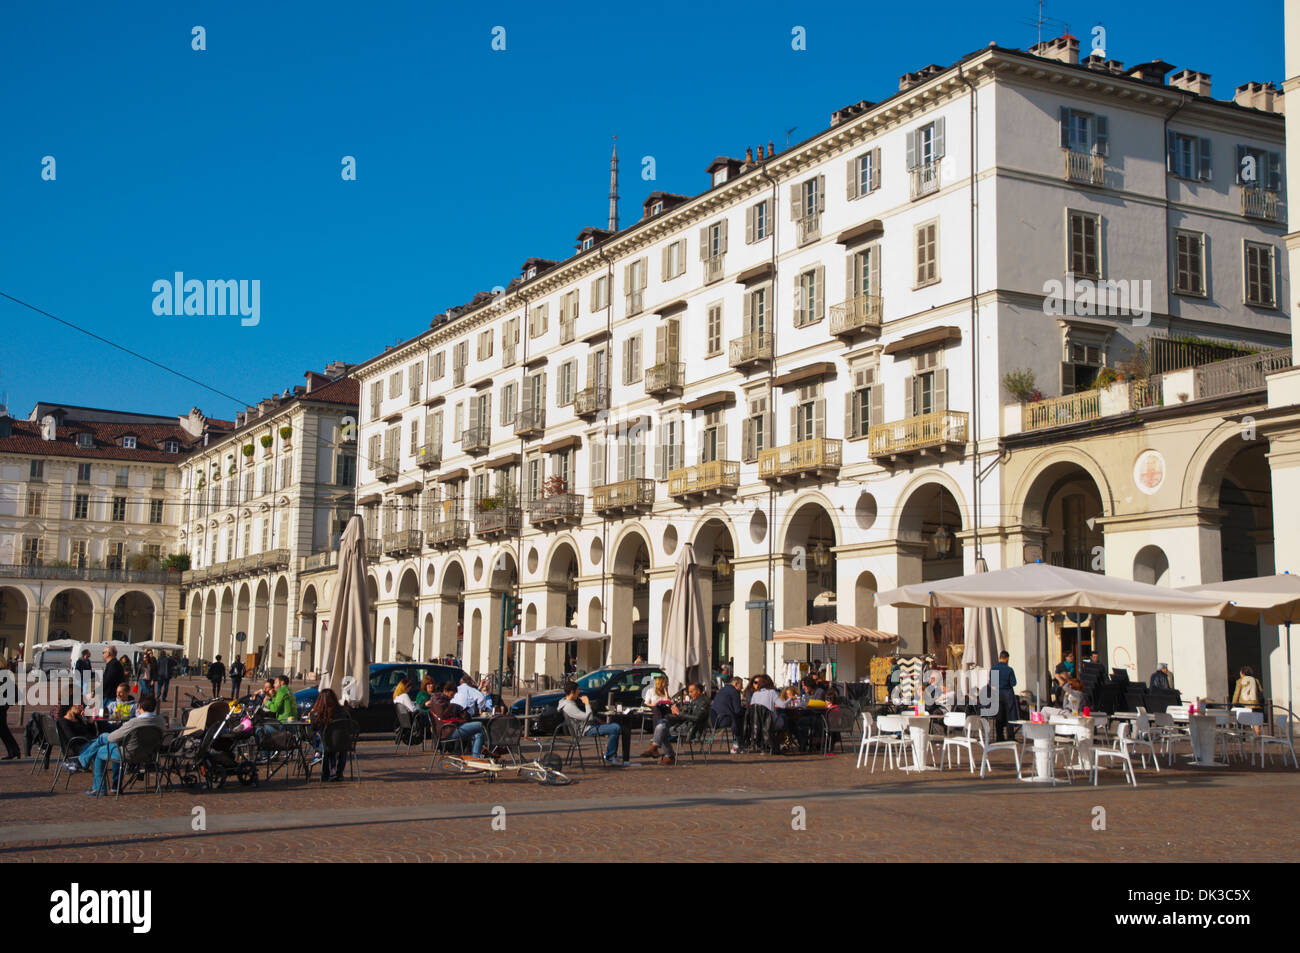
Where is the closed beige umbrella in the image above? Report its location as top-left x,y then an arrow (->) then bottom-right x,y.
319,514 -> 373,708
662,542 -> 709,695
964,558 -> 1005,670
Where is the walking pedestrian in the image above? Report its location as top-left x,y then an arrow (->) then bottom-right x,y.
0,658 -> 21,760
229,656 -> 246,699
991,650 -> 1020,742
208,655 -> 226,697
155,652 -> 171,701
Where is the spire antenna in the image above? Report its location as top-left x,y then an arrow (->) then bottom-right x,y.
608,136 -> 620,232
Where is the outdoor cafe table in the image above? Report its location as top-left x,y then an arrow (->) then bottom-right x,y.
897,712 -> 940,772
598,708 -> 652,763
778,706 -> 830,752
1187,713 -> 1229,766
1010,719 -> 1088,782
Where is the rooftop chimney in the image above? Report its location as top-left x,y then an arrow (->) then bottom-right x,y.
1169,69 -> 1212,98
898,64 -> 945,91
1084,53 -> 1125,75
1125,59 -> 1175,86
1029,34 -> 1079,66
180,408 -> 205,438
767,141 -> 774,158
1234,81 -> 1281,113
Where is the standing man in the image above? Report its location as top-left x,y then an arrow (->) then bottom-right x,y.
991,650 -> 1020,742
100,646 -> 125,712
208,654 -> 226,698
229,656 -> 246,699
155,652 -> 171,702
74,649 -> 93,699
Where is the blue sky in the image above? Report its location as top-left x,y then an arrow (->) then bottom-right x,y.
0,0 -> 1283,420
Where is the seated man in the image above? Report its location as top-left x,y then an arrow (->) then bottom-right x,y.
1149,662 -> 1173,692
264,675 -> 298,723
557,681 -> 622,766
104,682 -> 137,720
711,676 -> 744,754
63,693 -> 163,795
428,682 -> 487,756
451,675 -> 491,716
641,682 -> 710,765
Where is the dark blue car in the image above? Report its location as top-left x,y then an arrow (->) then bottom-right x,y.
295,662 -> 467,733
509,664 -> 666,735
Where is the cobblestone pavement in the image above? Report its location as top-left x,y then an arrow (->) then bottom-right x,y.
4,697 -> 1298,862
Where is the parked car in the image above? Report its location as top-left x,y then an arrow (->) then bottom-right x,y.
294,662 -> 468,733
509,664 -> 667,736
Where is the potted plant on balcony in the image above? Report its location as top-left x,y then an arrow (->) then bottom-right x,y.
542,476 -> 568,497
1002,369 -> 1038,403
242,443 -> 255,460
280,425 -> 292,443
260,433 -> 273,455
477,496 -> 500,512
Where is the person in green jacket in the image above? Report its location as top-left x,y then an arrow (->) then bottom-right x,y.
265,675 -> 298,722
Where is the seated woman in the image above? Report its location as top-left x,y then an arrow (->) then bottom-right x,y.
643,675 -> 671,707
1062,677 -> 1086,714
309,688 -> 351,781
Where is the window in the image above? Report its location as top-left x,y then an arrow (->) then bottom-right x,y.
1167,132 -> 1212,181
279,455 -> 294,489
906,119 -> 946,197
846,366 -> 882,438
1068,211 -> 1101,278
107,541 -> 125,570
699,411 -> 725,463
655,318 -> 681,368
477,329 -> 494,361
1236,145 -> 1282,191
75,432 -> 94,448
847,147 -> 881,199
699,221 -> 727,280
431,350 -> 445,380
111,496 -> 127,521
915,221 -> 939,286
529,302 -> 548,338
559,290 -> 579,342
789,175 -> 825,243
550,448 -> 573,492
22,536 -> 43,566
410,417 -> 421,453
115,466 -> 129,488
453,341 -> 469,382
388,370 -> 402,399
795,266 -> 825,327
121,435 -> 137,449
661,239 -> 687,280
746,199 -> 771,243
334,451 -> 356,487
259,463 -> 272,495
525,455 -> 543,503
616,425 -> 646,481
706,303 -> 723,356
242,471 -> 253,501
370,380 -> 384,420
1058,107 -> 1109,155
72,539 -> 88,569
523,371 -> 546,425
742,394 -> 769,462
1062,340 -> 1103,394
654,418 -> 683,479
743,286 -> 770,338
77,463 -> 92,482
1244,242 -> 1277,307
906,351 -> 947,417
25,489 -> 42,516
624,258 -> 647,316
500,382 -> 518,426
622,334 -> 643,385
74,493 -> 89,520
164,438 -> 179,453
408,361 -> 424,403
1174,229 -> 1207,296
152,469 -> 166,489
29,460 -> 44,480
150,499 -> 164,524
791,385 -> 825,442
558,359 -> 577,405
590,274 -> 610,312
847,244 -> 881,302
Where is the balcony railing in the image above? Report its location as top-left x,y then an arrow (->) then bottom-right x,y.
668,460 -> 740,499
758,439 -> 842,482
383,529 -> 423,556
703,253 -> 725,283
796,213 -> 821,245
829,294 -> 884,336
1021,391 -> 1102,432
366,537 -> 383,559
574,386 -> 609,418
302,551 -> 336,572
1049,548 -> 1100,573
1241,186 -> 1281,222
529,493 -> 584,527
1194,347 -> 1293,400
476,506 -> 522,538
592,478 -> 655,515
1,563 -> 175,586
375,458 -> 399,481
461,426 -> 490,454
514,406 -> 545,438
427,519 -> 470,548
910,160 -> 941,199
729,332 -> 773,368
453,365 -> 465,386
1064,149 -> 1105,186
255,549 -> 291,570
559,320 -> 576,344
415,443 -> 441,469
869,410 -> 969,459
645,361 -> 685,397
1129,377 -> 1163,410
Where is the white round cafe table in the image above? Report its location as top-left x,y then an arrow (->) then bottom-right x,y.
1187,713 -> 1228,766
1011,720 -> 1059,782
898,712 -> 940,772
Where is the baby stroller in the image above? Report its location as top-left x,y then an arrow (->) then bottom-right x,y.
163,700 -> 258,789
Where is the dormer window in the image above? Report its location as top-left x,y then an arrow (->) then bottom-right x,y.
121,435 -> 137,449
651,202 -> 664,215
581,237 -> 594,251
526,267 -> 537,279
75,432 -> 95,448
164,438 -> 180,453
712,169 -> 728,186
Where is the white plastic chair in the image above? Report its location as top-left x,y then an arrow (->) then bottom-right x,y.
1127,714 -> 1162,770
1244,712 -> 1298,768
855,712 -> 880,769
871,714 -> 910,772
1091,722 -> 1138,786
941,712 -> 982,773
978,717 -> 1022,779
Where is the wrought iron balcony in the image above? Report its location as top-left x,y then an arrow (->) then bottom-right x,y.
574,386 -> 609,419
728,332 -> 773,368
476,506 -> 522,539
668,460 -> 740,501
1194,347 -> 1292,400
461,426 -> 490,454
415,443 -> 441,469
529,493 -> 584,528
758,439 -> 841,483
796,213 -> 821,245
592,478 -> 655,516
383,529 -> 423,556
1064,149 -> 1105,186
909,160 -> 941,199
426,519 -> 470,549
868,410 -> 968,460
375,458 -> 399,481
514,407 -> 545,438
645,361 -> 685,397
453,365 -> 465,386
1241,186 -> 1281,222
365,537 -> 383,559
829,294 -> 884,337
702,253 -> 725,283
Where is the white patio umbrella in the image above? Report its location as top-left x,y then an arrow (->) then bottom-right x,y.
134,640 -> 185,652
662,542 -> 709,695
1181,573 -> 1300,721
875,562 -> 1226,708
319,514 -> 374,708
509,626 -> 609,643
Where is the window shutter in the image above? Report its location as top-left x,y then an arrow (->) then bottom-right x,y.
816,175 -> 826,213
699,226 -> 708,260
905,129 -> 917,170
1059,106 -> 1071,148
540,372 -> 547,409
368,433 -> 381,467
845,391 -> 858,439
870,384 -> 883,430
1166,130 -> 1177,172
870,244 -> 882,295
1060,362 -> 1076,396
846,157 -> 859,200
904,375 -> 915,419
745,206 -> 755,244
667,318 -> 680,360
655,323 -> 667,363
720,218 -> 728,253
661,244 -> 671,277
789,183 -> 803,221
935,369 -> 948,411
846,252 -> 857,305
483,394 -> 491,432
870,148 -> 881,190
742,418 -> 755,462
814,265 -> 825,321
454,402 -> 463,438
638,260 -> 648,291
587,351 -> 598,387
1094,115 -> 1108,156
718,423 -> 728,460
590,437 -> 605,489
933,118 -> 946,159
813,398 -> 826,438
1198,138 -> 1212,180
789,405 -> 798,442
655,430 -> 667,480
794,280 -> 806,328
742,290 -> 753,334
1268,152 -> 1282,191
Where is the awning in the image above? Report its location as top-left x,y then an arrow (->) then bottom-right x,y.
654,298 -> 688,316
356,491 -> 382,505
882,325 -> 961,356
774,362 -> 836,388
773,623 -> 899,645
437,468 -> 469,483
423,394 -> 445,407
381,408 -> 403,423
485,452 -> 521,469
735,262 -> 774,284
394,481 -> 423,496
836,218 -> 884,245
682,390 -> 735,412
540,434 -> 583,454
470,375 -> 494,390
524,354 -> 548,368
581,328 -> 611,344
607,414 -> 651,436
